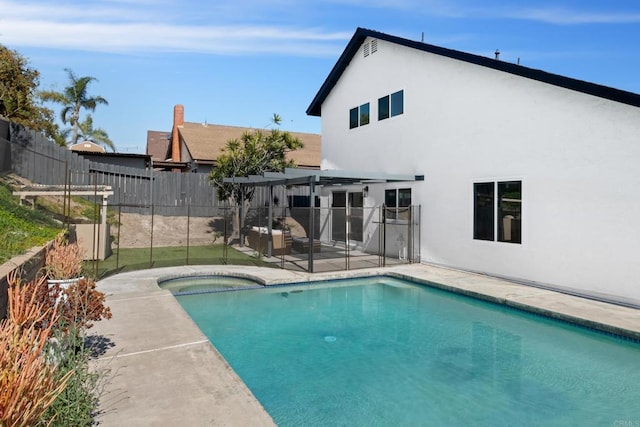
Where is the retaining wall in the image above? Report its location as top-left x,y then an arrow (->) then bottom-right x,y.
0,244 -> 48,320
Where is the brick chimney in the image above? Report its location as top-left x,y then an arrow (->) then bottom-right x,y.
171,104 -> 184,163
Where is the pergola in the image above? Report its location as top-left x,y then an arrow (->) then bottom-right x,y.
223,168 -> 423,272
13,184 -> 114,231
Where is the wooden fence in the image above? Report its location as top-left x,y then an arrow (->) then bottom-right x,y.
1,119 -> 310,217
2,120 -> 223,216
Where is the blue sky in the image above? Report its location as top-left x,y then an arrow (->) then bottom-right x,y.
2,0 -> 639,152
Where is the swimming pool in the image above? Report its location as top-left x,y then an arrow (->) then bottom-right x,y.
175,276 -> 640,426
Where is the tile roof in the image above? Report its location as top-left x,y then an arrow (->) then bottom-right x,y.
178,122 -> 321,168
307,27 -> 640,116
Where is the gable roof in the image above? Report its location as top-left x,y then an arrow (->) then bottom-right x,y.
178,122 -> 321,169
307,27 -> 640,116
146,130 -> 170,161
69,141 -> 106,153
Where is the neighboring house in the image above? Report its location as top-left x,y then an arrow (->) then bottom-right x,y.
70,140 -> 151,169
69,141 -> 106,153
146,130 -> 173,169
149,105 -> 321,173
73,151 -> 151,169
307,27 -> 640,305
71,140 -> 151,168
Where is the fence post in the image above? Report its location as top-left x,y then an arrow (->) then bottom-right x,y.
116,205 -> 122,271
64,163 -> 70,231
149,203 -> 154,268
186,204 -> 190,265
382,204 -> 387,267
93,171 -> 100,274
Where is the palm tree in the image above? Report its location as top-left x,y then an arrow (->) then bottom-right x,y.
63,114 -> 115,151
41,69 -> 108,145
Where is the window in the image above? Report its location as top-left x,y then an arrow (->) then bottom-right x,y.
498,181 -> 522,243
473,183 -> 494,241
398,188 -> 411,207
378,90 -> 404,121
390,90 -> 404,116
349,107 -> 358,129
385,188 -> 397,208
288,195 -> 320,208
349,103 -> 370,129
360,103 -> 370,125
474,181 -> 522,244
385,188 -> 411,220
378,96 -> 389,120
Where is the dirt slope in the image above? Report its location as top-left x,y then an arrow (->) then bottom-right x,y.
115,213 -> 223,248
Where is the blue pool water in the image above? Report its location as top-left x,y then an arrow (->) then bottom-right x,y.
175,276 -> 640,426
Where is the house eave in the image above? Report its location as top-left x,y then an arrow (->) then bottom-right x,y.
306,27 -> 640,117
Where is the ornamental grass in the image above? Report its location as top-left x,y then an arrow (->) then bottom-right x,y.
0,273 -> 72,427
1,268 -> 112,426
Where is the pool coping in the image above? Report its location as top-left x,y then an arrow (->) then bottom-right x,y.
90,263 -> 640,426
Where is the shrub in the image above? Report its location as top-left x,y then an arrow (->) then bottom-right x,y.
41,278 -> 111,426
0,273 -> 72,427
45,234 -> 84,280
39,327 -> 102,427
22,277 -> 112,334
2,271 -> 112,426
60,278 -> 112,331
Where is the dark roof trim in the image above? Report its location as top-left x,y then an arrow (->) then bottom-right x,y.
306,27 -> 640,116
194,159 -> 216,165
151,160 -> 190,168
75,151 -> 151,159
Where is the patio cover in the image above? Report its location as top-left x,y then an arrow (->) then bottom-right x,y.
223,168 -> 423,271
222,167 -> 423,187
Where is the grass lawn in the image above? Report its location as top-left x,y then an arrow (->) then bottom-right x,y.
87,244 -> 275,279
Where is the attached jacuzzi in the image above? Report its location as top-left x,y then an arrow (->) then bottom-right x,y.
158,275 -> 263,295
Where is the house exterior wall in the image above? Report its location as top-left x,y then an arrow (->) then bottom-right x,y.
320,37 -> 640,304
193,163 -> 213,174
180,138 -> 192,164
76,153 -> 149,169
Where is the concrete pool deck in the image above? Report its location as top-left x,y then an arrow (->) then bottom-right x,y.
89,263 -> 640,426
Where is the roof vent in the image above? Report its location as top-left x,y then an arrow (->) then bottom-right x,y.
363,42 -> 370,57
494,49 -> 500,60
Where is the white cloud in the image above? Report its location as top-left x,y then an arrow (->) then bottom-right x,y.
507,8 -> 640,24
0,0 -> 351,56
326,0 -> 640,24
325,0 -> 472,17
0,0 -> 145,22
3,0 -> 639,58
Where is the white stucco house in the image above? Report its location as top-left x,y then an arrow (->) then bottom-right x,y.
306,27 -> 640,306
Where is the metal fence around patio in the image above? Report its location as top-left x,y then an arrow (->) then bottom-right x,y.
88,198 -> 420,278
6,165 -> 421,278
24,180 -> 421,278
